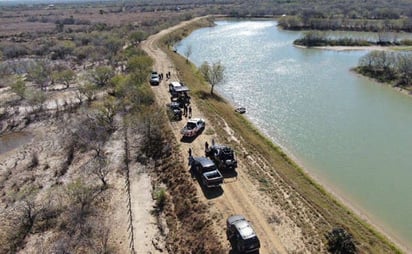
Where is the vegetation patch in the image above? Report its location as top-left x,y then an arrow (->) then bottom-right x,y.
151,139 -> 224,253
294,31 -> 412,47
355,50 -> 412,91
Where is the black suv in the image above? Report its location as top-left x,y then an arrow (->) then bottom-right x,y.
205,144 -> 237,171
226,215 -> 260,253
167,102 -> 182,121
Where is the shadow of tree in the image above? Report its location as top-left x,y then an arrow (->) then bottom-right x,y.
196,90 -> 225,102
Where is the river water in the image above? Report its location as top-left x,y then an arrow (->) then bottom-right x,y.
176,20 -> 412,249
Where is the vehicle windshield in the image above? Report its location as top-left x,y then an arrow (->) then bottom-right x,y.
244,236 -> 260,248
203,165 -> 216,172
186,122 -> 196,130
222,151 -> 234,159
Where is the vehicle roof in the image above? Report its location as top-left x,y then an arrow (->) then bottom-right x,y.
193,157 -> 215,167
211,144 -> 231,150
188,118 -> 202,123
227,215 -> 257,240
227,215 -> 246,225
169,102 -> 180,107
169,81 -> 182,87
174,86 -> 190,92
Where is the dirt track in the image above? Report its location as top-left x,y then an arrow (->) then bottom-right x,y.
140,18 -> 313,254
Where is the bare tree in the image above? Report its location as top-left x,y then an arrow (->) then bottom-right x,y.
96,96 -> 118,132
184,45 -> 192,63
64,179 -> 101,233
28,60 -> 51,91
70,114 -> 110,158
200,61 -> 225,95
396,53 -> 412,86
84,156 -> 110,189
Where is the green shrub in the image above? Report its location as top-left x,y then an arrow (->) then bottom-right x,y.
154,187 -> 166,211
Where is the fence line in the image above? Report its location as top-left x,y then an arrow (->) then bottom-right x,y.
123,126 -> 136,254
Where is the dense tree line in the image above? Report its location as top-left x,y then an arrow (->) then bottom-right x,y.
294,31 -> 412,47
3,0 -> 412,33
278,15 -> 412,32
356,50 -> 412,87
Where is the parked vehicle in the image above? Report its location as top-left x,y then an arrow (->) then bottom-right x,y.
181,118 -> 205,137
226,215 -> 261,253
166,102 -> 182,120
169,81 -> 189,98
205,144 -> 237,171
150,72 -> 160,85
190,157 -> 223,189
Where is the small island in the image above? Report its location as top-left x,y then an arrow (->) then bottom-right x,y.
292,31 -> 412,93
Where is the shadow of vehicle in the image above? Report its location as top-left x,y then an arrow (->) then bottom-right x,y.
228,235 -> 259,254
200,184 -> 223,199
180,135 -> 197,143
228,249 -> 259,254
221,170 -> 238,179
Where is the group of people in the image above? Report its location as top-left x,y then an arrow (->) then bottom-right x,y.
158,71 -> 171,82
188,140 -> 215,165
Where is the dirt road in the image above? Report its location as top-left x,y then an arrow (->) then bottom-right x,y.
141,18 -> 296,254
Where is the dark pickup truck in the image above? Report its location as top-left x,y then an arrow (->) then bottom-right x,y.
190,157 -> 223,189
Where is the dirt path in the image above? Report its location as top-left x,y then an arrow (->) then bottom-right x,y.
142,18 -> 290,254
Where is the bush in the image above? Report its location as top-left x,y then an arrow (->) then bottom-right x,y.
1,43 -> 30,59
50,41 -> 75,60
154,187 -> 167,211
294,31 -> 327,47
326,227 -> 357,254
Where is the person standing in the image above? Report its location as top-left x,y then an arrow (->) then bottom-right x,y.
183,103 -> 187,117
188,105 -> 192,118
188,148 -> 193,165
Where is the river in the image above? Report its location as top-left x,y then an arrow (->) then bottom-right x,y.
176,20 -> 412,250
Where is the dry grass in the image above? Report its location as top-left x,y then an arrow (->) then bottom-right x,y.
152,135 -> 224,253
0,4 -> 204,38
159,17 -> 402,254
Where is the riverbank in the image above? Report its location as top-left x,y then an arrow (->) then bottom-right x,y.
295,44 -> 391,51
158,16 -> 405,253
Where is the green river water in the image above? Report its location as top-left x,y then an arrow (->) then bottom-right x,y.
176,20 -> 412,250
